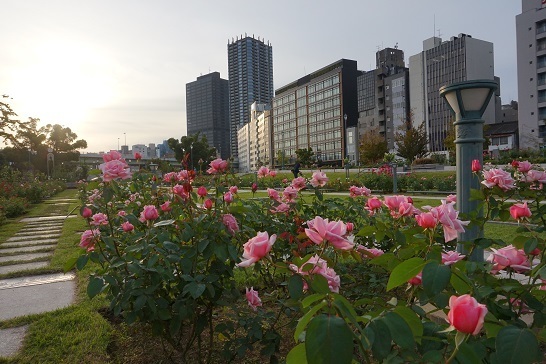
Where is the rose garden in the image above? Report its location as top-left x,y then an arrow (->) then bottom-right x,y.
64,150 -> 546,363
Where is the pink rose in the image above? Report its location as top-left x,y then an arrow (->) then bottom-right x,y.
408,272 -> 422,286
282,186 -> 298,202
290,177 -> 307,191
525,169 -> 546,183
384,195 -> 411,211
163,172 -> 179,183
481,168 -> 515,191
442,251 -> 465,265
177,170 -> 191,182
99,159 -> 132,182
517,160 -> 533,173
447,295 -> 487,335
366,197 -> 383,214
204,199 -> 213,209
251,183 -> 258,193
90,213 -> 108,226
117,210 -> 127,217
290,255 -> 341,293
102,150 -> 122,162
222,214 -> 239,235
310,171 -> 328,187
272,203 -> 290,213
509,202 -> 531,221
269,170 -> 277,178
245,287 -> 262,311
139,205 -> 159,222
80,229 -> 100,251
430,201 -> 469,242
267,188 -> 280,201
397,201 -> 419,217
121,221 -> 134,232
81,207 -> 93,218
471,159 -> 481,172
487,245 -> 531,274
197,186 -> 208,198
207,158 -> 228,174
305,216 -> 354,251
416,212 -> 438,229
445,194 -> 457,203
172,185 -> 189,200
229,186 -> 238,194
346,222 -> 354,233
236,231 -> 276,267
357,245 -> 385,258
160,201 -> 172,212
257,166 -> 270,178
134,152 -> 142,160
349,185 -> 371,197
223,192 -> 234,204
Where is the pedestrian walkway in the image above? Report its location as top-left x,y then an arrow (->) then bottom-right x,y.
0,204 -> 77,358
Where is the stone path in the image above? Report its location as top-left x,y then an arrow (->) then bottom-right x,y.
0,204 -> 78,358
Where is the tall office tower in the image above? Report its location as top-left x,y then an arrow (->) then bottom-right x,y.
517,0 -> 546,148
227,35 -> 274,163
409,34 -> 496,153
186,72 -> 230,160
272,59 -> 359,167
358,47 -> 410,152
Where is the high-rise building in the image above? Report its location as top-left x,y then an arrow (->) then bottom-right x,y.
237,102 -> 273,172
516,0 -> 546,148
227,35 -> 273,163
409,34 -> 496,153
358,47 -> 410,152
186,72 -> 230,160
272,59 -> 359,167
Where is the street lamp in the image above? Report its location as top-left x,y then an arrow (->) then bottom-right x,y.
190,143 -> 194,171
281,132 -> 285,170
439,79 -> 497,262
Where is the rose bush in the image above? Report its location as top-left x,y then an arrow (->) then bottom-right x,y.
68,158 -> 546,363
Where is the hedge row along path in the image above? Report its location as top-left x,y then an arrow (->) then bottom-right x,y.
0,200 -> 77,358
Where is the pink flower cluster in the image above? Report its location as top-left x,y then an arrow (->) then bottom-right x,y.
481,168 -> 515,191
428,201 -> 469,242
222,214 -> 239,235
99,150 -> 132,182
290,255 -> 340,293
384,195 -> 419,218
487,245 -> 531,274
80,229 -> 100,251
207,158 -> 228,174
349,185 -> 371,198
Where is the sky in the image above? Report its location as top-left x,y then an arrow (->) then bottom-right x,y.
0,0 -> 522,153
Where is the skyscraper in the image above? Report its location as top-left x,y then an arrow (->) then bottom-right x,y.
227,35 -> 273,162
516,0 -> 546,148
186,72 -> 229,160
409,34 -> 496,153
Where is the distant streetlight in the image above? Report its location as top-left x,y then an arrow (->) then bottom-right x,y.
439,79 -> 497,262
190,143 -> 194,171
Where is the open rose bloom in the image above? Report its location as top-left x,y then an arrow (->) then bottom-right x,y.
237,232 -> 276,267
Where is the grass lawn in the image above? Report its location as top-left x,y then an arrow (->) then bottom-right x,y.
0,186 -> 534,363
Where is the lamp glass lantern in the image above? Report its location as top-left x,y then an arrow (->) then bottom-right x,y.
439,79 -> 497,261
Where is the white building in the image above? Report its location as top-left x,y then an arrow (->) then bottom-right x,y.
409,34 -> 496,153
237,102 -> 272,173
516,0 -> 546,149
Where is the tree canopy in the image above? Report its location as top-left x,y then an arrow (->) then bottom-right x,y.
1,101 -> 31,147
394,112 -> 429,165
295,147 -> 315,167
359,128 -> 388,165
168,133 -> 217,170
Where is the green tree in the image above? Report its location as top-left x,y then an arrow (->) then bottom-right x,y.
168,133 -> 217,170
359,128 -> 388,165
295,147 -> 315,167
394,115 -> 429,166
0,101 -> 31,147
41,124 -> 87,165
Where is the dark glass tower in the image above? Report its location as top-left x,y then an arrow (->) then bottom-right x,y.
227,36 -> 273,161
186,72 -> 229,159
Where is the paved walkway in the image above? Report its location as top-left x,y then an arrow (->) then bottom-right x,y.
0,200 -> 77,358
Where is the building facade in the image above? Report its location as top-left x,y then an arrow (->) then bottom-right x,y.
185,72 -> 230,160
237,102 -> 273,172
272,59 -> 359,167
409,34 -> 496,153
358,47 -> 410,152
227,36 -> 273,163
516,0 -> 546,148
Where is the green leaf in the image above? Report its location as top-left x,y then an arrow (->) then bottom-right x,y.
288,274 -> 304,300
356,226 -> 376,237
368,319 -> 392,361
450,267 -> 472,294
494,325 -> 540,364
387,257 -> 426,291
286,343 -> 307,364
63,256 -> 78,272
456,342 -> 482,364
383,312 -> 414,349
422,261 -> 451,298
302,294 -> 326,308
76,255 -> 89,270
393,306 -> 423,344
309,274 -> 331,294
305,315 -> 353,364
134,295 -> 147,311
523,238 -> 538,255
87,276 -> 105,298
183,282 -> 206,299
294,301 -> 327,342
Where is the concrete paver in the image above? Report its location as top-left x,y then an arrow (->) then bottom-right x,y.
7,234 -> 60,242
0,262 -> 49,275
0,245 -> 56,254
0,326 -> 28,357
15,229 -> 61,237
20,215 -> 76,223
2,238 -> 59,248
0,252 -> 52,263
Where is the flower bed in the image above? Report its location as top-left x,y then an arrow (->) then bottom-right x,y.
69,152 -> 546,363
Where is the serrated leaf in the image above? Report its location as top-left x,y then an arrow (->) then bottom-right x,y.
63,256 -> 78,272
383,312 -> 414,349
394,306 -> 423,344
87,276 -> 105,298
288,274 -> 304,300
302,293 -> 326,308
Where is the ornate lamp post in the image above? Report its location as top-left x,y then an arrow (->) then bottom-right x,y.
439,79 -> 497,261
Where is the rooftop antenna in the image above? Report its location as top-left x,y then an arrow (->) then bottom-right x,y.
437,28 -> 442,38
394,42 -> 398,49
